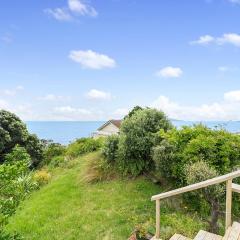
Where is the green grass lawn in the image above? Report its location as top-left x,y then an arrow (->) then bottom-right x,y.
5,152 -> 205,240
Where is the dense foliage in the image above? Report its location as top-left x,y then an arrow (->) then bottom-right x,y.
0,145 -> 38,227
0,110 -> 44,167
153,124 -> 240,184
103,108 -> 173,176
102,135 -> 119,164
66,138 -> 104,159
152,124 -> 240,232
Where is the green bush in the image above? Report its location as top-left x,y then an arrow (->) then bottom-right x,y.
0,146 -> 38,223
48,155 -> 66,168
185,161 -> 224,233
43,143 -> 66,165
117,108 -> 172,176
153,125 -> 240,184
66,138 -> 103,159
102,135 -> 119,164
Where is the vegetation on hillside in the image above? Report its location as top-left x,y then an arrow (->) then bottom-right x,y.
2,108 -> 240,239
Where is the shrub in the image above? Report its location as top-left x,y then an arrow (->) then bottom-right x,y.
43,143 -> 66,165
4,145 -> 31,171
66,138 -> 103,159
102,135 -> 119,164
185,161 -> 224,233
81,152 -> 116,183
153,125 -> 240,184
0,154 -> 37,219
118,108 -> 172,176
33,170 -> 51,186
48,156 -> 66,168
152,139 -> 175,180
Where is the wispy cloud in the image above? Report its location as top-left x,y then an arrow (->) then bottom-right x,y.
86,89 -> 112,100
191,33 -> 240,47
38,94 -> 70,102
1,86 -> 24,97
69,50 -> 116,69
190,35 -> 214,45
68,0 -> 98,17
44,8 -> 72,22
151,90 -> 240,121
44,0 -> 97,22
156,66 -> 183,78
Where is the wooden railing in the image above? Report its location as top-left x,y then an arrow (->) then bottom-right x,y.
151,170 -> 240,240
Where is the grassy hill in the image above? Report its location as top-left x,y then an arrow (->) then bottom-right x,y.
5,152 -> 205,240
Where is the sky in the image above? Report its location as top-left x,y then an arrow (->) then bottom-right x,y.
1,0 -> 240,121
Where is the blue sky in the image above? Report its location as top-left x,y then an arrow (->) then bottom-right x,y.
1,0 -> 240,121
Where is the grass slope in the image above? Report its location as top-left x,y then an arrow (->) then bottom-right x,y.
5,152 -> 205,240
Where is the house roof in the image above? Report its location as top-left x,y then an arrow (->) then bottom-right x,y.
98,119 -> 122,131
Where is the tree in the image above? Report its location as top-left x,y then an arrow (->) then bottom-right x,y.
0,110 -> 44,167
118,108 -> 173,176
0,110 -> 28,160
185,161 -> 224,233
124,106 -> 143,119
24,134 -> 45,168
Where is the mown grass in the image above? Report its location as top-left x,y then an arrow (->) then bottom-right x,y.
5,152 -> 205,240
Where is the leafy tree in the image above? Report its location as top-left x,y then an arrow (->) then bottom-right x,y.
24,134 -> 44,167
0,110 -> 44,167
118,108 -> 172,176
124,106 -> 143,119
0,111 -> 28,160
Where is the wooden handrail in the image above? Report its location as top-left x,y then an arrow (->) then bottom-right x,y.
151,170 -> 240,201
151,170 -> 240,240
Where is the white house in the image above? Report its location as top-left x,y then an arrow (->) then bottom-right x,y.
92,119 -> 122,138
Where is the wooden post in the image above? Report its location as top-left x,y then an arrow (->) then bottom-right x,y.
155,199 -> 160,240
225,179 -> 232,231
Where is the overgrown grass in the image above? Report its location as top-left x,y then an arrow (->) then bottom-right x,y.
5,152 -> 205,240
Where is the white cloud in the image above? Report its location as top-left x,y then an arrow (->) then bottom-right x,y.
151,92 -> 240,121
45,0 -> 97,21
69,50 -> 116,69
0,99 -> 9,109
39,94 -> 70,102
156,66 -> 183,78
112,108 -> 129,118
224,90 -> 240,102
191,33 -> 240,47
217,33 -> 240,47
190,35 -> 215,45
44,8 -> 72,21
53,106 -> 100,121
68,0 -> 98,17
86,89 -> 112,100
1,86 -> 24,96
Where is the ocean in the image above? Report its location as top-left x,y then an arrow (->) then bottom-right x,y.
26,120 -> 240,145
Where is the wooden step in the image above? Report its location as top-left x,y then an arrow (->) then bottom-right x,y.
194,230 -> 222,240
170,233 -> 191,240
223,222 -> 240,240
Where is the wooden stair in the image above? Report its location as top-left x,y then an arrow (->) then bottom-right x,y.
169,222 -> 240,240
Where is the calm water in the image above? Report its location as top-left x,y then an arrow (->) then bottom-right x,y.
26,120 -> 240,145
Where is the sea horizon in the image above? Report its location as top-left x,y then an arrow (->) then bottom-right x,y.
25,120 -> 240,145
